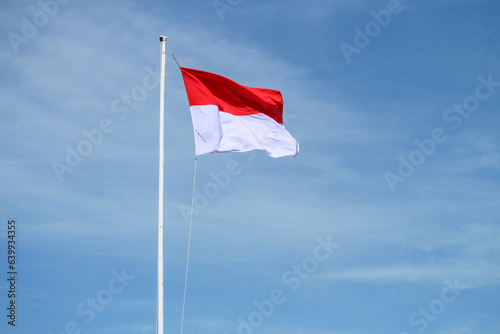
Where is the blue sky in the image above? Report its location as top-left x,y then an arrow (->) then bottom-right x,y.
1,0 -> 499,334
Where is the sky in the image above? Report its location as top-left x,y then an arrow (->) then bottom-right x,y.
1,0 -> 499,334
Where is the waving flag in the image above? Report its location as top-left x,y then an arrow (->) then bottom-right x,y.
180,67 -> 299,158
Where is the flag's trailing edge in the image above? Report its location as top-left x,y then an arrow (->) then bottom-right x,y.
180,67 -> 299,158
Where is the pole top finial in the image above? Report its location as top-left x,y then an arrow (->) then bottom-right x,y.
159,35 -> 167,42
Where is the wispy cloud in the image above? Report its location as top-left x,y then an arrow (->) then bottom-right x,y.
318,261 -> 499,287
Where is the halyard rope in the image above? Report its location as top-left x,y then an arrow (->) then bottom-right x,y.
180,156 -> 197,334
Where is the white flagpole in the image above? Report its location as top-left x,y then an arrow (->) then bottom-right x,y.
157,35 -> 167,334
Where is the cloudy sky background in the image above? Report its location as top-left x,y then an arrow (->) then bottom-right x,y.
1,0 -> 499,333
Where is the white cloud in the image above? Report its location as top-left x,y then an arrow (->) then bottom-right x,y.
318,260 -> 500,287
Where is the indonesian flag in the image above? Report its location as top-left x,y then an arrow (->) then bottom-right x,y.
180,67 -> 299,158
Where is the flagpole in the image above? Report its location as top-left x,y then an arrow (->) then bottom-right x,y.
157,35 -> 167,334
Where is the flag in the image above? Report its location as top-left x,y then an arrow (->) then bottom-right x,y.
180,67 -> 299,158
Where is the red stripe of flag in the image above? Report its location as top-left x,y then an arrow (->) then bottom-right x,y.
180,67 -> 284,124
